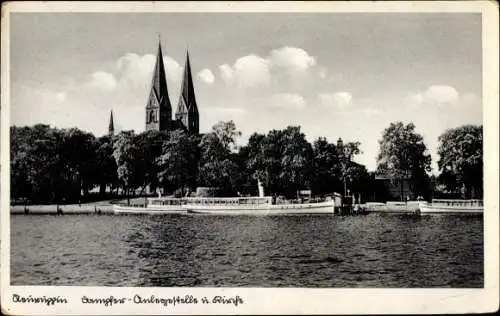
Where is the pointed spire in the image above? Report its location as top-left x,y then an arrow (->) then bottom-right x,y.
151,38 -> 169,100
175,49 -> 199,134
108,110 -> 114,136
180,49 -> 197,109
146,38 -> 172,132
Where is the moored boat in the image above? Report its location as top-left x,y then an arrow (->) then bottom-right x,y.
183,196 -> 336,215
113,197 -> 187,214
364,201 -> 420,214
418,199 -> 483,214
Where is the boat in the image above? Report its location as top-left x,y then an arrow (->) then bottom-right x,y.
418,199 -> 483,214
363,201 -> 420,214
183,196 -> 336,215
113,197 -> 187,215
184,180 -> 342,215
145,197 -> 189,213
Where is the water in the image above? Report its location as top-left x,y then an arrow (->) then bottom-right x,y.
10,214 -> 483,287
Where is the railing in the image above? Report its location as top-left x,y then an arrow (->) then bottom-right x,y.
148,198 -> 187,206
432,199 -> 483,207
275,197 -> 330,205
186,197 -> 273,206
148,195 -> 336,206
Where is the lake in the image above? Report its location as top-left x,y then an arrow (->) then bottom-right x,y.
10,213 -> 483,287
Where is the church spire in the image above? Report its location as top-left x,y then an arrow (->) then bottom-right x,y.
145,38 -> 172,132
175,49 -> 199,134
108,110 -> 114,136
181,50 -> 197,108
152,39 -> 169,98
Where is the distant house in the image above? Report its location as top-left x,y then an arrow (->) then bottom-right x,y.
374,174 -> 414,202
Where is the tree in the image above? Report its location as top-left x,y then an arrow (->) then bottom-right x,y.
132,130 -> 169,194
246,130 -> 282,194
336,139 -> 362,196
95,135 -> 118,195
278,126 -> 313,197
437,125 -> 482,198
112,131 -> 138,203
211,120 -> 242,152
11,126 -> 33,201
310,137 -> 342,195
197,121 -> 242,195
157,129 -> 199,195
346,162 -> 374,200
198,132 -> 239,194
10,125 -> 77,203
376,122 -> 431,200
58,128 -> 98,200
245,126 -> 313,198
110,129 -> 170,199
237,133 -> 267,195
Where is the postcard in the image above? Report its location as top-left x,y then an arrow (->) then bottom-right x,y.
1,1 -> 498,315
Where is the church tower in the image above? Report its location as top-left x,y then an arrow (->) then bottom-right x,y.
108,110 -> 115,136
175,50 -> 199,135
145,39 -> 172,132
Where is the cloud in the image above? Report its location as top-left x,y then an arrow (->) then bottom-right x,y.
266,93 -> 306,109
268,47 -> 317,72
200,107 -> 247,132
423,85 -> 460,106
198,68 -> 215,85
219,46 -> 317,90
406,93 -> 424,108
232,54 -> 271,89
115,53 -> 154,90
407,85 -> 461,108
212,107 -> 246,115
360,107 -> 382,115
461,92 -> 481,108
218,55 -> 270,89
25,51 -> 187,135
31,89 -> 67,107
11,85 -> 111,131
164,56 -> 183,83
90,71 -> 117,91
319,92 -> 353,109
219,64 -> 234,84
318,67 -> 327,79
114,53 -> 182,91
55,92 -> 66,103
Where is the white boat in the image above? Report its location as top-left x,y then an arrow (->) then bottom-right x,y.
113,197 -> 187,215
183,196 -> 335,215
364,201 -> 420,213
418,199 -> 483,214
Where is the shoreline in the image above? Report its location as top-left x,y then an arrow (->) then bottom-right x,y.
10,203 -> 115,215
10,200 -> 420,215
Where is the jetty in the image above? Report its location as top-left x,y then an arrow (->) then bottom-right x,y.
361,201 -> 421,214
10,203 -> 114,215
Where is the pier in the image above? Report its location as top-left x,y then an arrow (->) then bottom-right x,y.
10,203 -> 115,215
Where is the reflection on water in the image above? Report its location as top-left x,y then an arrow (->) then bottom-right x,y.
11,214 -> 483,287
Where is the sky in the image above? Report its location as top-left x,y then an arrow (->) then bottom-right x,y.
9,12 -> 483,172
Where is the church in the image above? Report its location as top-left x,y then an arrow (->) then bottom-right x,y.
109,40 -> 200,136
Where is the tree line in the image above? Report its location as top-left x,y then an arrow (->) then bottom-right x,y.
10,120 -> 482,204
375,122 -> 483,200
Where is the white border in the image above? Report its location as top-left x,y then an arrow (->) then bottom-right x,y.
1,1 -> 499,315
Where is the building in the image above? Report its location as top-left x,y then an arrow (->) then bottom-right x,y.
110,39 -> 200,135
145,40 -> 173,132
108,110 -> 114,136
174,51 -> 199,135
145,40 -> 199,134
374,174 -> 414,202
